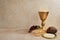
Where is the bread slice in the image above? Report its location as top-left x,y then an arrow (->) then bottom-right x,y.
42,33 -> 56,39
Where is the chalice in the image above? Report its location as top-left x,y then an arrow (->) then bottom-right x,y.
39,11 -> 49,30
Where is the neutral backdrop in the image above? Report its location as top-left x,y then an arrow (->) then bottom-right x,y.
0,0 -> 60,29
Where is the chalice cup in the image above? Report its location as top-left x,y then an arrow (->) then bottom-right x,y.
38,11 -> 49,30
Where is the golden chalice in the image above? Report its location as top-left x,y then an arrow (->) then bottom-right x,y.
39,11 -> 49,30
32,11 -> 49,36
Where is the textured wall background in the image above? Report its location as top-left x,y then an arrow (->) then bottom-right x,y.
0,0 -> 60,29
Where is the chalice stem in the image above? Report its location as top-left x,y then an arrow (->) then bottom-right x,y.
41,21 -> 45,29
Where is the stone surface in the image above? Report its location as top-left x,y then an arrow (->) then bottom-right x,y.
0,0 -> 60,29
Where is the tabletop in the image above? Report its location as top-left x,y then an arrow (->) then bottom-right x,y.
0,28 -> 60,40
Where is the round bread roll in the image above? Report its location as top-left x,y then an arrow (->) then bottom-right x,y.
46,26 -> 57,34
